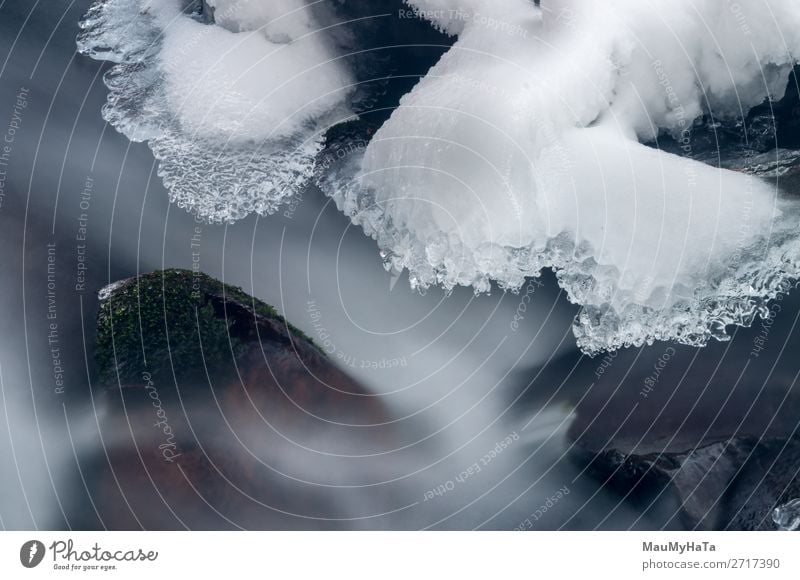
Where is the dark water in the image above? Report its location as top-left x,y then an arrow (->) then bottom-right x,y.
1,0 -> 796,531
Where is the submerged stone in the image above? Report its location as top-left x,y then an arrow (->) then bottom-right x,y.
79,269 -> 393,529
565,341 -> 800,530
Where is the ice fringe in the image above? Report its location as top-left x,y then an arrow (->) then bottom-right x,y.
321,0 -> 800,354
79,0 -> 800,354
77,0 -> 353,223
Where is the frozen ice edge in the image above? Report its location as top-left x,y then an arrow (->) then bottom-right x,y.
320,156 -> 800,355
77,0 -> 338,224
78,0 -> 800,355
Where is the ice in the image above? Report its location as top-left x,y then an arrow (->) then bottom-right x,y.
79,0 -> 800,353
78,0 -> 354,222
773,498 -> 800,531
322,0 -> 800,352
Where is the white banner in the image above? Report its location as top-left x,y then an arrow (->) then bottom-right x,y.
0,532 -> 798,579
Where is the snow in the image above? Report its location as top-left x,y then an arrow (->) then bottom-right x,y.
80,0 -> 800,353
79,0 -> 353,222
325,0 -> 800,351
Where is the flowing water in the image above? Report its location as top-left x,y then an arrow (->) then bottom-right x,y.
3,0 -> 796,531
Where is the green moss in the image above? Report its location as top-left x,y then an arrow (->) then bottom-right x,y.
95,269 -> 314,385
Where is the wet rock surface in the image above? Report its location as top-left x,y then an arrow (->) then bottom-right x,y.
184,0 -> 214,24
570,428 -> 800,531
75,270 -> 394,529
563,313 -> 800,529
649,64 -> 800,194
720,438 -> 800,530
312,0 -> 452,177
508,286 -> 800,530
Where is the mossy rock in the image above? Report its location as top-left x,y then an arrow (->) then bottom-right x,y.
95,269 -> 315,386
